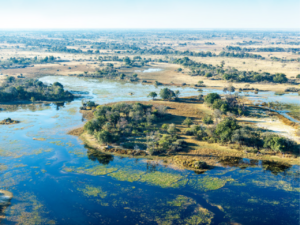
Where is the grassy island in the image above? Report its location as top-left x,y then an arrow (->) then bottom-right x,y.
76,90 -> 300,170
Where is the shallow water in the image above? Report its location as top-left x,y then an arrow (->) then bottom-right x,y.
134,68 -> 163,73
0,76 -> 299,225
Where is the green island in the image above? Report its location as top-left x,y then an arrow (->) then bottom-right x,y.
74,88 -> 300,171
0,77 -> 73,103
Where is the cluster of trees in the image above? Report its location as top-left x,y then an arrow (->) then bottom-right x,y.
0,78 -> 73,102
236,41 -> 262,45
184,116 -> 299,154
51,46 -> 83,53
0,56 -> 56,69
84,102 -> 185,154
121,48 -> 268,60
270,57 -> 300,63
226,46 -> 300,53
219,51 -> 265,59
147,88 -> 180,101
204,92 -> 246,116
173,57 -> 291,83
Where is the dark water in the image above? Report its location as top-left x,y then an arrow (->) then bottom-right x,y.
0,76 -> 299,225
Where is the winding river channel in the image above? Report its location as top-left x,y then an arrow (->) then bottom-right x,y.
0,76 -> 299,224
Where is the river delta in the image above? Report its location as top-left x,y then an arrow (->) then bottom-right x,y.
0,76 -> 299,225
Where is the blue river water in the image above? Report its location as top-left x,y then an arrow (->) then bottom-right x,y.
0,76 -> 299,225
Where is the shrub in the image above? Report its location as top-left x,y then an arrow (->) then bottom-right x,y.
159,88 -> 175,100
204,93 -> 221,104
182,117 -> 193,127
203,115 -> 213,124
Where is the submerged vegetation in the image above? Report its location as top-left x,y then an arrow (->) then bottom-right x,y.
1,29 -> 300,224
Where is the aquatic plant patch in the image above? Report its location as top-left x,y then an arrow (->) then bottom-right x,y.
188,176 -> 234,192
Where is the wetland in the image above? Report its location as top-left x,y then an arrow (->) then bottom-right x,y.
0,75 -> 299,225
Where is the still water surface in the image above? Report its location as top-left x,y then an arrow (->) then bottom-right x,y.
0,76 -> 299,224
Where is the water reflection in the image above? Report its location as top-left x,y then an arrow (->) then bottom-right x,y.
146,162 -> 158,173
86,145 -> 114,165
262,161 -> 292,175
55,102 -> 66,111
219,156 -> 292,175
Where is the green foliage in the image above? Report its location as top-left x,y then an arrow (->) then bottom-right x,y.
0,78 -> 73,102
215,117 -> 239,143
273,73 -> 288,83
203,115 -> 213,124
123,56 -> 131,65
159,88 -> 175,100
182,117 -> 193,127
204,93 -> 221,104
120,73 -> 126,79
148,92 -> 157,100
173,57 -> 291,84
96,130 -> 113,144
263,134 -> 299,153
161,124 -> 169,130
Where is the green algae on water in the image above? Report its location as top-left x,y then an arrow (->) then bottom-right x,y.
109,169 -> 145,182
188,176 -> 234,192
63,164 -> 118,176
5,192 -> 55,225
78,185 -> 107,198
139,171 -> 187,188
252,179 -> 300,192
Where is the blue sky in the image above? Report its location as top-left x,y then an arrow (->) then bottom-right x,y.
0,0 -> 299,29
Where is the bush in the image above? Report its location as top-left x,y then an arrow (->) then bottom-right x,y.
159,88 -> 175,100
204,93 -> 221,104
203,115 -> 213,124
263,133 -> 299,153
215,117 -> 239,143
182,117 -> 193,127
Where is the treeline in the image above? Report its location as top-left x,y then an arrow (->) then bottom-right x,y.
0,56 -> 56,69
173,57 -> 292,84
219,51 -> 264,59
0,77 -> 73,102
270,57 -> 300,62
226,46 -> 300,53
236,41 -> 262,45
50,46 -> 83,54
271,41 -> 300,45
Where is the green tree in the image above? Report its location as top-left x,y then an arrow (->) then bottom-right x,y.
182,117 -> 193,127
204,93 -> 221,104
148,92 -> 157,100
120,74 -> 126,79
123,56 -> 131,65
96,130 -> 112,145
159,88 -> 175,100
30,96 -> 35,103
215,117 -> 239,143
273,73 -> 288,83
203,115 -> 213,124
